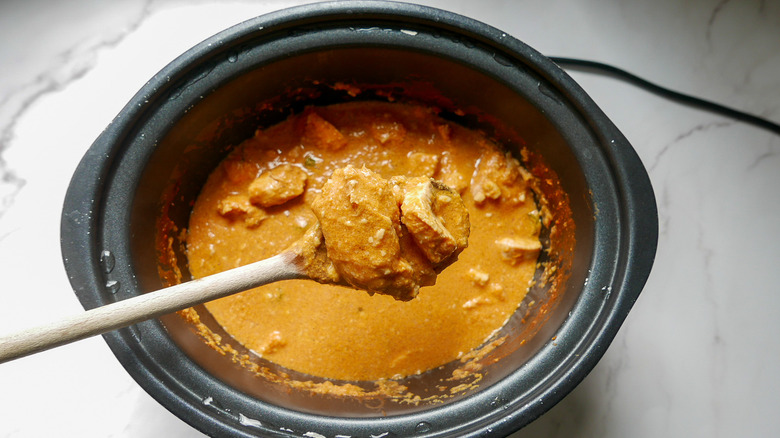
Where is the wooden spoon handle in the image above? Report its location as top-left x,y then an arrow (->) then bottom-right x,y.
0,252 -> 302,364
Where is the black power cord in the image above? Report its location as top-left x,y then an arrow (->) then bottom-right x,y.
549,56 -> 780,137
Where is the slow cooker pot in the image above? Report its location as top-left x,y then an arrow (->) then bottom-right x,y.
61,2 -> 657,437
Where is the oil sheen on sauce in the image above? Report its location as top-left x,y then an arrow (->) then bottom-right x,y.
186,101 -> 542,381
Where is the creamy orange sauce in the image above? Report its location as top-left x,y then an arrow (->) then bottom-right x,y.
186,101 -> 541,381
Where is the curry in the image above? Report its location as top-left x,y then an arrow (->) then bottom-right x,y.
186,101 -> 541,381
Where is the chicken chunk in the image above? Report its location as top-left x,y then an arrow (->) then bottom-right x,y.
435,151 -> 468,194
465,267 -> 490,286
221,155 -> 260,184
369,119 -> 406,146
470,148 -> 527,205
301,110 -> 347,151
248,164 -> 308,207
495,236 -> 542,265
217,194 -> 267,228
408,152 -> 440,178
399,177 -> 469,265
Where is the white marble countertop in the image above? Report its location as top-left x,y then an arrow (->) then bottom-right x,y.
1,0 -> 778,436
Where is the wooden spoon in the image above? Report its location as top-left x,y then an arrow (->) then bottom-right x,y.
0,169 -> 469,364
0,226 -> 329,364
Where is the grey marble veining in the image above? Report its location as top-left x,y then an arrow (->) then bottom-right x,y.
1,1 -> 778,437
0,0 -> 153,220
